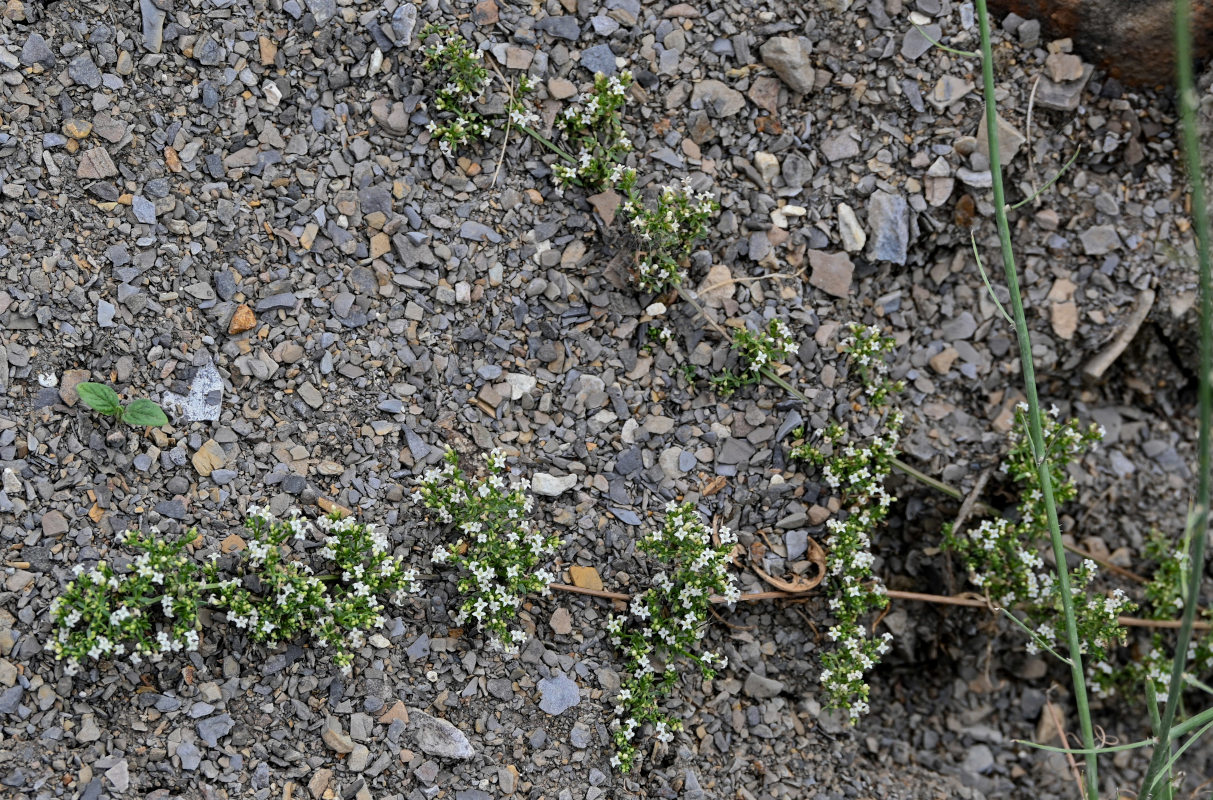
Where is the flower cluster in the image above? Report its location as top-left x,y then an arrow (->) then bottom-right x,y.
206,509 -> 416,675
840,324 -> 904,405
420,24 -> 493,156
415,449 -> 560,654
1095,529 -> 1213,698
710,317 -> 796,397
49,530 -> 205,674
622,178 -> 719,293
606,502 -> 737,772
551,72 -> 636,191
791,324 -> 903,718
49,510 -> 417,677
942,405 -> 1133,680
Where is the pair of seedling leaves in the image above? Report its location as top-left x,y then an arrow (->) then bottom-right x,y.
76,382 -> 169,428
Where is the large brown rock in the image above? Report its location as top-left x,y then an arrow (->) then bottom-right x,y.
988,0 -> 1213,85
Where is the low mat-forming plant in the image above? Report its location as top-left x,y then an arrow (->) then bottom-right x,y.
709,317 -> 796,398
418,22 -> 633,194
622,177 -> 718,294
416,448 -> 560,655
605,502 -> 737,772
49,508 -> 416,677
942,406 -> 1135,681
791,325 -> 903,718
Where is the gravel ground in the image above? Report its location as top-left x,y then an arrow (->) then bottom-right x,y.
0,0 -> 1209,798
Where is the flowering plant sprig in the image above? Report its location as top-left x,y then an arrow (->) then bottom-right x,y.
1091,529 -> 1213,697
622,178 -> 719,294
941,406 -> 1134,685
415,448 -> 560,654
420,24 -> 494,157
551,71 -> 636,191
606,502 -> 737,772
49,531 -> 205,673
49,510 -> 417,677
709,317 -> 795,397
790,324 -> 903,718
206,509 -> 416,676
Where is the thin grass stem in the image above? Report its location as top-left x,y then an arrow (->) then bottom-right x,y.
1013,738 -> 1156,756
1009,147 -> 1082,211
973,2 -> 1098,794
1140,0 -> 1213,795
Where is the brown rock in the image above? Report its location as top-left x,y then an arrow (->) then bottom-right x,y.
62,119 -> 92,140
77,147 -> 118,179
41,510 -> 69,537
379,701 -> 410,725
587,189 -> 621,227
549,607 -> 573,635
308,768 -> 333,800
228,304 -> 256,335
1045,52 -> 1085,82
568,565 -> 603,591
258,35 -> 277,66
929,347 -> 959,374
1051,301 -> 1079,340
58,369 -> 92,406
472,0 -> 498,25
807,250 -> 854,299
697,263 -> 734,307
548,77 -> 576,99
747,76 -> 782,116
220,533 -> 246,553
191,439 -> 226,476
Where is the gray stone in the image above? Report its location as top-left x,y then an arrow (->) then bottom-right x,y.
68,53 -> 103,88
785,530 -> 808,560
0,685 -> 22,714
759,37 -> 814,94
140,0 -> 167,52
1080,224 -> 1122,256
20,34 -> 55,67
537,16 -> 580,40
537,674 -> 581,715
962,744 -> 995,774
717,438 -> 755,465
408,709 -> 475,759
581,44 -> 617,76
98,300 -> 116,327
197,714 -> 235,747
194,33 -> 223,66
460,221 -> 502,244
926,76 -> 973,112
866,191 -> 910,264
820,128 -> 860,162
132,195 -> 157,224
177,742 -> 202,771
391,3 -> 417,45
161,362 -> 223,422
532,473 -> 577,496
691,80 -> 745,117
901,24 -> 940,61
941,311 -> 977,340
307,0 -> 337,25
1034,65 -> 1093,112
743,672 -> 785,699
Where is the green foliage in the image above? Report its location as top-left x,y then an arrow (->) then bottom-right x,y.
605,502 -> 737,772
622,178 -> 718,294
709,318 -> 795,397
49,510 -> 416,677
791,324 -> 903,718
420,24 -> 493,156
76,382 -> 169,427
941,406 -> 1134,676
416,449 -> 560,655
551,71 -> 636,191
